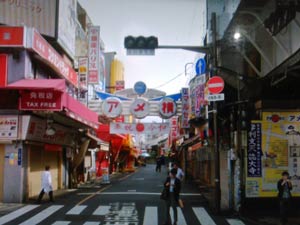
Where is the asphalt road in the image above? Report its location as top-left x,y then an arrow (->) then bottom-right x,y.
0,164 -> 254,225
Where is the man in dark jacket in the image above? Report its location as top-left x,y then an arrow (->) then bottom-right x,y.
163,168 -> 181,225
277,171 -> 293,225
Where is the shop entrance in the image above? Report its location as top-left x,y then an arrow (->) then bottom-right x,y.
0,145 -> 4,202
28,145 -> 62,198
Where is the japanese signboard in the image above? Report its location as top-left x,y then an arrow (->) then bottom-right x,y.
88,26 -> 100,84
247,123 -> 262,177
170,117 -> 178,141
159,98 -> 177,119
110,122 -> 170,135
102,97 -> 122,118
115,80 -> 125,91
115,80 -> 125,122
29,29 -> 78,87
78,57 -> 88,90
246,112 -> 300,198
130,98 -> 149,119
189,75 -> 206,117
19,90 -> 62,111
207,93 -> 225,102
0,115 -> 18,140
0,27 -> 24,47
181,88 -> 190,128
25,116 -> 72,146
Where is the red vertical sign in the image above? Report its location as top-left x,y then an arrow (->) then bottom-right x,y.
0,54 -> 8,87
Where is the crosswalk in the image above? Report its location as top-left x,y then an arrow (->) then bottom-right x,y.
0,204 -> 247,225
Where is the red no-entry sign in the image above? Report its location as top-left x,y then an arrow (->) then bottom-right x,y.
208,76 -> 224,94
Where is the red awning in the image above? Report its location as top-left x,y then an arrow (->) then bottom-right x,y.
4,79 -> 99,129
97,124 -> 125,142
62,93 -> 99,129
7,79 -> 66,92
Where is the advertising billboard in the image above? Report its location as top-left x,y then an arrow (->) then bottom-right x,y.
0,0 -> 56,38
57,0 -> 77,58
0,0 -> 77,59
88,26 -> 100,84
246,112 -> 300,198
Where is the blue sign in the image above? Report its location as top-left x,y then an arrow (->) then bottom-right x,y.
248,123 -> 262,177
195,58 -> 206,75
134,81 -> 147,95
18,148 -> 22,166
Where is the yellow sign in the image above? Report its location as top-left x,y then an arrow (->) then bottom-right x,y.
246,112 -> 300,198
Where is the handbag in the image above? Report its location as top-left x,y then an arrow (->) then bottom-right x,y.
178,199 -> 184,208
160,187 -> 168,200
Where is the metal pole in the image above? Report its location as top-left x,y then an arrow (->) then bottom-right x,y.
211,12 -> 221,214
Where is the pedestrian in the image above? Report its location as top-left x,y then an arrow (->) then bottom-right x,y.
277,171 -> 292,225
156,156 -> 162,172
36,165 -> 54,203
173,162 -> 184,181
162,168 -> 181,225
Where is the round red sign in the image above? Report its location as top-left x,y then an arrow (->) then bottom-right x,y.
207,76 -> 224,94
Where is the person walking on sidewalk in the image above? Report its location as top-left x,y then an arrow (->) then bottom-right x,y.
36,165 -> 54,203
173,162 -> 184,181
156,156 -> 162,172
277,171 -> 292,225
163,168 -> 181,225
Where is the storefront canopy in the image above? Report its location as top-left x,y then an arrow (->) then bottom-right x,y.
62,93 -> 99,129
3,79 -> 99,129
7,79 -> 66,92
97,124 -> 126,142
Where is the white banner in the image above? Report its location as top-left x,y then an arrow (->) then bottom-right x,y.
110,123 -> 170,135
88,26 -> 100,84
0,115 -> 18,140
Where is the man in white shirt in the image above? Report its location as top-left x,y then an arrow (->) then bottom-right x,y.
36,165 -> 54,203
173,162 -> 184,181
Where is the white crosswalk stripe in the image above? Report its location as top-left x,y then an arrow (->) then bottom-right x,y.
143,206 -> 157,225
227,218 -> 246,225
170,207 -> 187,225
0,203 -> 249,225
192,207 -> 217,225
83,222 -> 100,225
92,205 -> 110,215
0,205 -> 39,225
52,221 -> 71,225
19,205 -> 64,225
66,205 -> 87,215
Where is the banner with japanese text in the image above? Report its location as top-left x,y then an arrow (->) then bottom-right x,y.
246,112 -> 300,198
181,88 -> 190,128
110,123 -> 170,135
88,26 -> 100,84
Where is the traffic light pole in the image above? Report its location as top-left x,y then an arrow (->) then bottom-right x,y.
211,12 -> 221,214
157,45 -> 210,53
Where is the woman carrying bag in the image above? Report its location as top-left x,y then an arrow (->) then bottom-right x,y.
161,168 -> 182,225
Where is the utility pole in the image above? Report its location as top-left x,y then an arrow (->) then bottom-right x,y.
211,12 -> 221,214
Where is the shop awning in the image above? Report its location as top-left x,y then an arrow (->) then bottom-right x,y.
7,79 -> 66,92
4,79 -> 99,129
97,124 -> 126,142
63,93 -> 99,129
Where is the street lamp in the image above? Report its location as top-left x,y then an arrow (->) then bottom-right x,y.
234,32 -> 241,40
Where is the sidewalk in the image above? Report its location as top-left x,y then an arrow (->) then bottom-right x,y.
0,169 -> 138,214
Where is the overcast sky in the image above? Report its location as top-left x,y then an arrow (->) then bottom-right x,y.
79,0 -> 206,95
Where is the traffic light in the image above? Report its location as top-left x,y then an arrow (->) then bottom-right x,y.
124,36 -> 158,49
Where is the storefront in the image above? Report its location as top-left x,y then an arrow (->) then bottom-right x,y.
97,125 -> 125,174
0,26 -> 100,202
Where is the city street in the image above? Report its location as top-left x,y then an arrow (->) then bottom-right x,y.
0,165 -> 252,225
